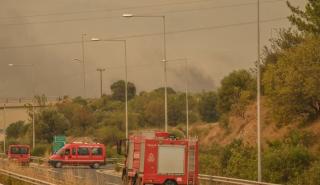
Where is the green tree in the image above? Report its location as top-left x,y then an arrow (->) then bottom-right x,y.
263,29 -> 303,67
168,93 -> 185,126
217,70 -> 256,115
300,161 -> 320,185
198,92 -> 219,122
110,80 -> 136,101
73,96 -> 88,106
6,121 -> 28,139
263,37 -> 320,124
144,98 -> 165,128
36,108 -> 70,142
70,106 -> 96,135
263,143 -> 313,184
287,0 -> 320,35
153,87 -> 176,95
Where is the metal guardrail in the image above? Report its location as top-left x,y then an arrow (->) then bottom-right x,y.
29,156 -> 123,164
199,174 -> 281,185
0,96 -> 62,104
0,168 -> 56,185
114,165 -> 280,185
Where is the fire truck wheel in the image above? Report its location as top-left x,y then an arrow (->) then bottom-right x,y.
55,162 -> 62,168
92,163 -> 100,169
164,180 -> 177,185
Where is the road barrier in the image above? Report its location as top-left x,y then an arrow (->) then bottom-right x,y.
0,168 -> 56,185
199,174 -> 281,185
116,164 -> 280,185
1,154 -> 283,185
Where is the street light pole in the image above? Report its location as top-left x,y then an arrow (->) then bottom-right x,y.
81,33 -> 87,98
185,60 -> 189,138
3,104 -> 6,153
8,63 -> 36,149
163,58 -> 189,138
122,14 -> 168,132
257,0 -> 262,182
124,41 -> 128,140
162,16 -> 168,132
96,68 -> 106,98
91,38 -> 128,140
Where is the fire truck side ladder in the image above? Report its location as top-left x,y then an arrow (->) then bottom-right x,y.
187,139 -> 196,185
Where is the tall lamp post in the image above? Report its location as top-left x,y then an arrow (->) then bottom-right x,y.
81,33 -> 87,98
8,63 -> 36,149
166,58 -> 189,138
257,0 -> 262,182
2,104 -> 6,153
122,13 -> 168,132
91,38 -> 129,140
96,68 -> 106,98
72,34 -> 87,97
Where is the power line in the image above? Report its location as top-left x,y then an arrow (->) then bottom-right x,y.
0,0 -> 215,20
0,16 -> 287,50
0,0 -> 285,26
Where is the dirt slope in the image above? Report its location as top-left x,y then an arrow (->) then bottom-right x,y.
190,102 -> 320,150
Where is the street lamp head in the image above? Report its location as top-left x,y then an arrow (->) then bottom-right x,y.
72,59 -> 82,63
8,63 -> 14,67
91,38 -> 100,41
122,13 -> 134,18
97,68 -> 106,71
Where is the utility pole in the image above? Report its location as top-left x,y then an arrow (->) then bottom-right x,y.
96,68 -> 106,98
3,104 -> 6,153
185,60 -> 189,138
122,14 -> 168,132
81,33 -> 87,98
8,63 -> 36,149
90,38 -> 128,140
257,0 -> 262,182
162,16 -> 168,133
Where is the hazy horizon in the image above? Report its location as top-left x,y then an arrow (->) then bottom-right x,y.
0,0 -> 305,98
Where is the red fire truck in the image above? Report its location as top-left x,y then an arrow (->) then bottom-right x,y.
118,131 -> 199,185
7,145 -> 31,164
48,142 -> 106,168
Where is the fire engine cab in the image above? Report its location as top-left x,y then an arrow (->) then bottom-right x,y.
119,131 -> 199,185
7,145 -> 31,164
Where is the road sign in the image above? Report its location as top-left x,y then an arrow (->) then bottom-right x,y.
52,135 -> 66,153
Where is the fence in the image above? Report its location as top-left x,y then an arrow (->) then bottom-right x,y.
199,174 -> 281,185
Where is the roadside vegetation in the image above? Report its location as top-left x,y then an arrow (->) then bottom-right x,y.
3,1 -> 320,184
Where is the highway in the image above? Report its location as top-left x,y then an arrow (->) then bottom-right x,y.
0,157 -> 122,185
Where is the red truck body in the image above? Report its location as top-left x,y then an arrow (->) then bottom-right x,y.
8,145 -> 31,164
48,142 -> 106,168
122,131 -> 199,185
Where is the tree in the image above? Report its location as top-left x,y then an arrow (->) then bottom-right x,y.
36,108 -> 70,142
263,131 -> 314,184
198,92 -> 219,122
70,106 -> 96,135
110,80 -> 136,101
6,121 -> 28,139
263,37 -> 320,124
73,96 -> 87,106
144,98 -> 165,128
168,94 -> 185,126
263,29 -> 303,67
217,70 -> 256,115
153,87 -> 176,95
287,0 -> 320,35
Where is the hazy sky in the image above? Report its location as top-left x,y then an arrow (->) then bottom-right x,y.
0,0 -> 305,99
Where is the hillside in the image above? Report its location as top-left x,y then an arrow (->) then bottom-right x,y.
190,100 -> 320,153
